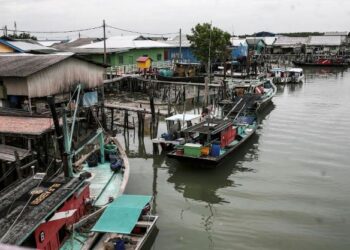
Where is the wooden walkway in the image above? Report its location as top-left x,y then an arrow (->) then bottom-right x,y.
104,103 -> 169,116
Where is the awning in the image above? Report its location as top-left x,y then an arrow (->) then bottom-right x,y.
92,195 -> 152,234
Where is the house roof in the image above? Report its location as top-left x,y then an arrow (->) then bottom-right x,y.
79,35 -> 171,50
307,36 -> 345,46
246,38 -> 266,46
136,56 -> 151,62
247,37 -> 276,46
0,53 -> 73,77
0,52 -> 106,78
230,38 -> 247,47
274,36 -> 308,47
165,35 -> 191,47
0,39 -> 56,53
0,116 -> 56,135
53,37 -> 102,51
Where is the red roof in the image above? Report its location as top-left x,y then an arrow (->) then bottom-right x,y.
136,56 -> 151,62
0,116 -> 56,135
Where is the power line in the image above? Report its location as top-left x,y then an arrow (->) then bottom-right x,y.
0,25 -> 102,34
106,24 -> 178,36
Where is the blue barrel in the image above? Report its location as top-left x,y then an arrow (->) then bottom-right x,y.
114,239 -> 125,250
210,143 -> 221,157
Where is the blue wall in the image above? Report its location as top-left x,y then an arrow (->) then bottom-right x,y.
168,47 -> 198,63
231,44 -> 248,59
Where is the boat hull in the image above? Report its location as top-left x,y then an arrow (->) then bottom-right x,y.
292,61 -> 348,67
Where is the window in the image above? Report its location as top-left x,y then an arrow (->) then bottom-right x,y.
157,53 -> 162,61
118,55 -> 124,64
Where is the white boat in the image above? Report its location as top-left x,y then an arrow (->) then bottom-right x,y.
286,68 -> 304,83
152,114 -> 202,149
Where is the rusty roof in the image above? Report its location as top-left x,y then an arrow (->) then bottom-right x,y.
0,116 -> 56,135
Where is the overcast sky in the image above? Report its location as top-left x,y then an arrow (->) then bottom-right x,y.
1,0 -> 350,40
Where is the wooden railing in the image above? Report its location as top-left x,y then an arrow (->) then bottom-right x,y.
107,60 -> 172,75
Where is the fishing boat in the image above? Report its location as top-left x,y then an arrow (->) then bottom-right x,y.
167,113 -> 258,166
152,114 -> 202,150
89,195 -> 158,250
0,89 -> 130,249
269,67 -> 287,84
292,58 -> 348,67
222,79 -> 277,113
286,68 -> 304,83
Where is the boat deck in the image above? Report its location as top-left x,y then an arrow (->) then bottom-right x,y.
81,162 -> 123,207
0,176 -> 86,245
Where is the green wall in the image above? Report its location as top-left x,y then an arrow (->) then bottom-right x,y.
83,48 -> 165,67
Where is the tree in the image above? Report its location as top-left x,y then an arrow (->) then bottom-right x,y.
187,23 -> 231,72
7,32 -> 37,40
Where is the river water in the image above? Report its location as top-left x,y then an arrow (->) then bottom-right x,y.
120,67 -> 350,250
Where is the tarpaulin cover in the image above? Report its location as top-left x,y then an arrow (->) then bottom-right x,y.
92,195 -> 152,234
83,91 -> 98,107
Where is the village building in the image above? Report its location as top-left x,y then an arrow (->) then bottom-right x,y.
230,37 -> 248,59
245,38 -> 266,55
305,35 -> 347,54
74,35 -> 171,67
0,53 -> 106,111
272,36 -> 308,54
246,37 -> 276,54
165,35 -> 198,63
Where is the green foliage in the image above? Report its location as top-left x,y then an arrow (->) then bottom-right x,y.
187,23 -> 231,68
278,32 -> 324,37
8,32 -> 37,40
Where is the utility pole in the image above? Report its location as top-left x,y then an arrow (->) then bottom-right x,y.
14,21 -> 17,36
204,22 -> 212,107
102,20 -> 107,129
4,25 -> 7,36
103,19 -> 107,65
179,28 -> 182,62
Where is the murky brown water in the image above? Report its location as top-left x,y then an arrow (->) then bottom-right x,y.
119,67 -> 350,250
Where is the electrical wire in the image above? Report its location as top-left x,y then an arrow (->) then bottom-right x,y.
0,26 -> 102,34
106,24 -> 178,36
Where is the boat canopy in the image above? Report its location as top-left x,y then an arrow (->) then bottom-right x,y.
288,68 -> 303,73
182,118 -> 233,135
92,195 -> 152,234
270,67 -> 284,72
165,114 -> 201,122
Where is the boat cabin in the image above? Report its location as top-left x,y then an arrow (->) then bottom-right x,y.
181,119 -> 236,156
165,114 -> 202,133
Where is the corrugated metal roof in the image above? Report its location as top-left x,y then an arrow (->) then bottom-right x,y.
165,35 -> 191,47
79,35 -> 171,50
7,40 -> 56,52
53,38 -> 102,51
230,38 -> 247,47
307,36 -> 345,46
274,36 -> 308,46
0,53 -> 73,77
0,116 -> 56,135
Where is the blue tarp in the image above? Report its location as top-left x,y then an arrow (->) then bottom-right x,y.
83,91 -> 98,107
92,195 -> 152,234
